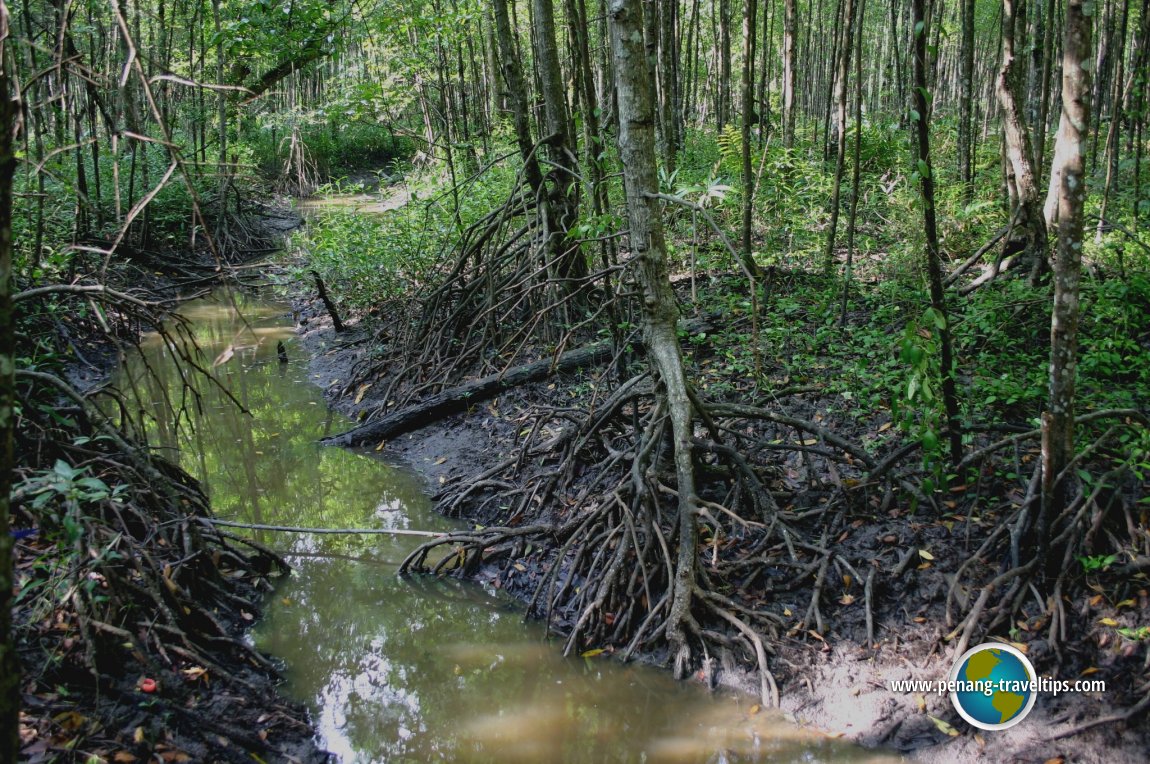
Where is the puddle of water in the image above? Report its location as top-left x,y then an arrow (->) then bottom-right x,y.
116,288 -> 898,763
296,189 -> 410,216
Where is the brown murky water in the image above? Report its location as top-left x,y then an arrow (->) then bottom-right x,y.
117,288 -> 899,763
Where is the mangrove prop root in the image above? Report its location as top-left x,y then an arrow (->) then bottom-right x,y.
393,379 -> 912,704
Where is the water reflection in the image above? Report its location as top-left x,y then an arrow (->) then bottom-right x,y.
116,289 -> 896,763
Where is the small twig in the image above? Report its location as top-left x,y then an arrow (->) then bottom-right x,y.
864,568 -> 876,648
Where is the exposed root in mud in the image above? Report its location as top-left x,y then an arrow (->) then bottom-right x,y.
389,340 -> 1150,712
340,143 -> 625,418
397,370 -> 923,707
943,409 -> 1150,657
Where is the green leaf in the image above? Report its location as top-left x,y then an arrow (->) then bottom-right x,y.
928,714 -> 960,736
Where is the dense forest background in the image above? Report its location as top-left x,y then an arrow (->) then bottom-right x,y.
1,0 -> 1149,758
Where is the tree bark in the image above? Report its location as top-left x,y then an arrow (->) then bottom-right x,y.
957,0 -> 976,200
607,0 -> 703,679
822,0 -> 856,273
0,5 -> 20,760
742,0 -> 759,262
718,0 -> 733,128
532,0 -> 586,281
913,0 -> 963,467
1043,0 -> 1092,525
493,0 -> 546,195
840,0 -> 866,322
997,0 -> 1049,282
1094,0 -> 1129,242
782,0 -> 798,148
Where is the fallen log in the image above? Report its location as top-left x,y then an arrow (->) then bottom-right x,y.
322,340 -> 615,447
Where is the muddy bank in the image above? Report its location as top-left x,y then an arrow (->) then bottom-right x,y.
292,285 -> 1149,764
13,236 -> 332,762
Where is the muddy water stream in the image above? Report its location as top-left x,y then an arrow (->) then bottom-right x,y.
118,288 -> 896,762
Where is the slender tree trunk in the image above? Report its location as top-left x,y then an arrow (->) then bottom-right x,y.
823,0 -> 857,273
741,0 -> 763,374
958,0 -> 975,200
1089,0 -> 1114,173
657,0 -> 681,171
821,0 -> 846,160
719,0 -> 732,128
841,0 -> 866,322
0,5 -> 20,759
569,0 -> 610,224
493,0 -> 545,194
486,11 -> 508,116
913,0 -> 963,466
410,30 -> 439,162
757,0 -> 771,146
742,0 -> 759,262
685,0 -> 700,126
782,0 -> 798,147
211,0 -> 227,219
1043,0 -> 1092,524
607,0 -> 703,681
1132,0 -> 1150,225
1034,0 -> 1056,172
998,0 -> 1049,282
889,0 -> 908,121
533,0 -> 586,282
1094,0 -> 1128,241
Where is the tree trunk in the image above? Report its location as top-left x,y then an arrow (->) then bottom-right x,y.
493,0 -> 546,195
1043,0 -> 1092,527
840,0 -> 866,322
607,0 -> 703,679
1132,0 -> 1150,226
1034,0 -> 1056,173
997,0 -> 1049,282
742,0 -> 759,262
822,0 -> 856,273
782,0 -> 798,147
718,0 -> 732,128
913,0 -> 963,467
0,5 -> 20,759
532,0 -> 586,281
957,0 -> 975,200
656,0 -> 681,171
1094,0 -> 1129,242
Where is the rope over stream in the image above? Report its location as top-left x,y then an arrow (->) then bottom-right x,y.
205,518 -> 445,538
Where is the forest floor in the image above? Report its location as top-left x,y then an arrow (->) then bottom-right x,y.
13,224 -> 333,763
291,263 -> 1150,764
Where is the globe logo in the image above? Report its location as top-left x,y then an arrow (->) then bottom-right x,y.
949,643 -> 1037,730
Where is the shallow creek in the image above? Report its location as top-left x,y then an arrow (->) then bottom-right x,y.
116,288 -> 897,762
